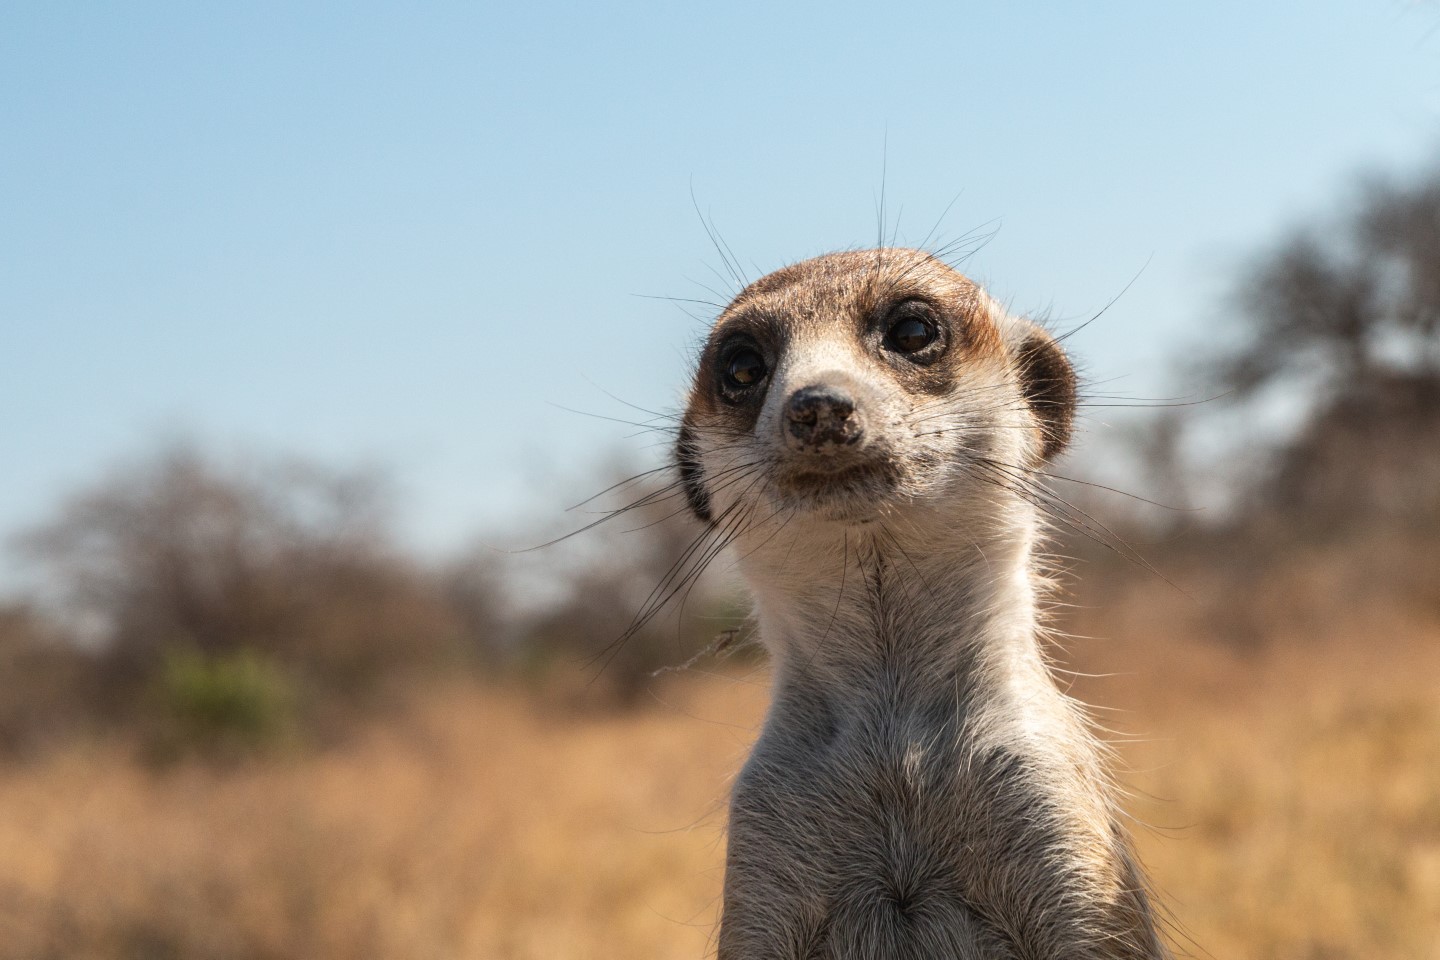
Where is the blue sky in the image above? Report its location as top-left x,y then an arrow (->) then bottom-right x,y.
3,1 -> 1438,573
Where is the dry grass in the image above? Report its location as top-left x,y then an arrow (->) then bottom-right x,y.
1072,619 -> 1440,959
1,620 -> 1438,960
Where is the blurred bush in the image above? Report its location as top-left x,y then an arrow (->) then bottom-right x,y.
0,603 -> 97,757
1214,162 -> 1440,537
1068,160 -> 1440,648
443,547 -> 510,669
12,445 -> 464,754
148,648 -> 297,760
0,446 -> 743,757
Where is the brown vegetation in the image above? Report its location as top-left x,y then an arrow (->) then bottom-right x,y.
0,446 -> 734,761
0,602 -> 1436,960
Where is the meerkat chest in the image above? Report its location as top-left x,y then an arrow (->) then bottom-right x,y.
719,683 -> 1113,960
729,691 -> 1037,882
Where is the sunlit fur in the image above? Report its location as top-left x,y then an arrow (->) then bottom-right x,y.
676,249 -> 1168,959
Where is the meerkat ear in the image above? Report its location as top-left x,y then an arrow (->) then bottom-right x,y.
675,423 -> 713,524
1014,330 -> 1077,462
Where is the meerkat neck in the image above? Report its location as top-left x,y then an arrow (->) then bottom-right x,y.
747,508 -> 1050,698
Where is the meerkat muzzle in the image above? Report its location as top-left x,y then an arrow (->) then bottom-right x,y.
783,384 -> 865,453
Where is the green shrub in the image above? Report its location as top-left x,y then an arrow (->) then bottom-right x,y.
151,649 -> 297,758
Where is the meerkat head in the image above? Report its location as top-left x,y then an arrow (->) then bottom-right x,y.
675,248 -> 1076,529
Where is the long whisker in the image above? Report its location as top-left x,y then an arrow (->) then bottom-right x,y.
588,471 -> 770,674
1053,256 -> 1152,346
517,457 -> 760,550
968,457 -> 1190,597
915,189 -> 965,253
565,463 -> 679,511
690,180 -> 746,294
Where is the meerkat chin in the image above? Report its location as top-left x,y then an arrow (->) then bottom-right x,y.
674,249 -> 1168,960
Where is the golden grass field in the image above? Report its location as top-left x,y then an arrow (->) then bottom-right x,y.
0,614 -> 1437,960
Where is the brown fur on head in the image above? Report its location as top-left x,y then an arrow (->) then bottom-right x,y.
675,248 -> 1076,525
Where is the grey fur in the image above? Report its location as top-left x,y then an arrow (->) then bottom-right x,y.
677,250 -> 1169,960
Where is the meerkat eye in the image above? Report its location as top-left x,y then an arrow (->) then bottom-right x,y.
885,303 -> 940,354
725,348 -> 768,388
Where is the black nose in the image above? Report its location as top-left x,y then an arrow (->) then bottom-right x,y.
784,385 -> 863,450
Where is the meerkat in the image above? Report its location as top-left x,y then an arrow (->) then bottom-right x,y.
673,249 -> 1168,960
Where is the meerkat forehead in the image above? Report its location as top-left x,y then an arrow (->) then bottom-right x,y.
714,248 -> 1002,354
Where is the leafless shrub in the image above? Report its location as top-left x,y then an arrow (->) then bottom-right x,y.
0,603 -> 97,757
1209,162 -> 1440,536
17,445 -> 462,748
1066,161 -> 1440,652
442,547 -> 512,668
